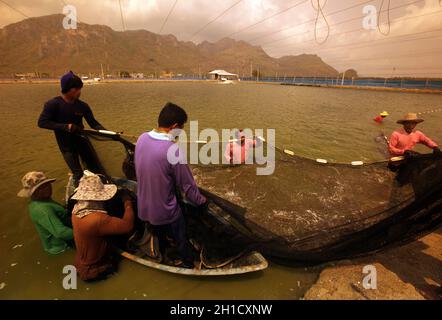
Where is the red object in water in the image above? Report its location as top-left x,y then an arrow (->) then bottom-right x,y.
374,115 -> 384,123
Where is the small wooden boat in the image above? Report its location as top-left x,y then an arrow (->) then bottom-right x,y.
117,248 -> 268,276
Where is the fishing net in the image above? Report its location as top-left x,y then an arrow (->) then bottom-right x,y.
123,205 -> 252,268
79,130 -> 442,264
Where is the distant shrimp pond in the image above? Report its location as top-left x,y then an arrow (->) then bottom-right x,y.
1,81 -> 441,299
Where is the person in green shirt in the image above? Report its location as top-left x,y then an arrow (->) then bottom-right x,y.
17,171 -> 74,255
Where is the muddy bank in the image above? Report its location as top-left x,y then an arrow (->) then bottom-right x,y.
303,227 -> 442,300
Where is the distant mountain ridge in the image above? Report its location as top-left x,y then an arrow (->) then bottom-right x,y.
0,14 -> 343,77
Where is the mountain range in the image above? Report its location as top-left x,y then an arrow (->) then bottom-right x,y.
0,14 -> 349,78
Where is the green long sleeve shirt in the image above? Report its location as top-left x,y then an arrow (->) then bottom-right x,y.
28,200 -> 74,255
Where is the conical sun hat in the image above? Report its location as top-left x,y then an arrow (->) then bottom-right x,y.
71,172 -> 117,201
380,111 -> 389,116
397,113 -> 424,124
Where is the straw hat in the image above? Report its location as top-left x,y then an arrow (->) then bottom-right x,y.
71,172 -> 117,201
17,171 -> 56,198
380,111 -> 389,117
397,113 -> 424,124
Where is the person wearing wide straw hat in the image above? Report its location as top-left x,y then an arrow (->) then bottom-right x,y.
388,113 -> 440,157
71,172 -> 134,281
374,111 -> 389,123
17,171 -> 74,255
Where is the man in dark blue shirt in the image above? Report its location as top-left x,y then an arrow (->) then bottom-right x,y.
38,71 -> 106,185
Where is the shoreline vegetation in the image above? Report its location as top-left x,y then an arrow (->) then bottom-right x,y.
1,78 -> 441,94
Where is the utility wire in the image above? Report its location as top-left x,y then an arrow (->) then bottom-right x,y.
261,0 -> 423,47
357,66 -> 442,70
249,0 -> 375,43
327,9 -> 442,40
223,0 -> 309,39
358,71 -> 442,76
312,0 -> 329,44
0,0 -> 29,18
265,9 -> 442,53
377,0 -> 391,35
323,9 -> 442,44
322,48 -> 442,64
159,0 -> 179,34
191,0 -> 243,39
268,29 -> 442,56
118,0 -> 126,31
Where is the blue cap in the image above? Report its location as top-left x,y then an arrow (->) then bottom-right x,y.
60,71 -> 75,92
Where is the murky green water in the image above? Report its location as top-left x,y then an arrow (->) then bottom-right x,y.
0,82 -> 441,299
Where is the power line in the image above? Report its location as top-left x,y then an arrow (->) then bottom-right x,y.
377,0 -> 391,36
285,28 -> 442,55
159,0 -> 179,34
249,0 -> 375,43
325,8 -> 442,42
0,0 -> 29,18
268,10 -> 442,49
118,0 -> 126,31
222,0 -> 309,39
265,10 -> 442,53
260,0 -> 424,47
191,0 -> 243,39
326,9 -> 442,42
358,71 -> 442,76
356,66 -> 442,70
322,48 -> 442,65
312,0 -> 329,44
262,0 -> 423,46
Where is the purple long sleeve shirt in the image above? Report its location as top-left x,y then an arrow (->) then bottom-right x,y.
135,131 -> 206,225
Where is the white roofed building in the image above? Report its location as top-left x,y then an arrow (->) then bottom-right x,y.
209,70 -> 239,80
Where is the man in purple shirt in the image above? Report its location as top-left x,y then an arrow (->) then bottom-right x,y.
135,102 -> 207,268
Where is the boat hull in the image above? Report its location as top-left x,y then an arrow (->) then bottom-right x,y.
117,248 -> 268,276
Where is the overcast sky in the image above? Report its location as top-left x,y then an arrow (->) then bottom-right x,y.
1,0 -> 442,76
